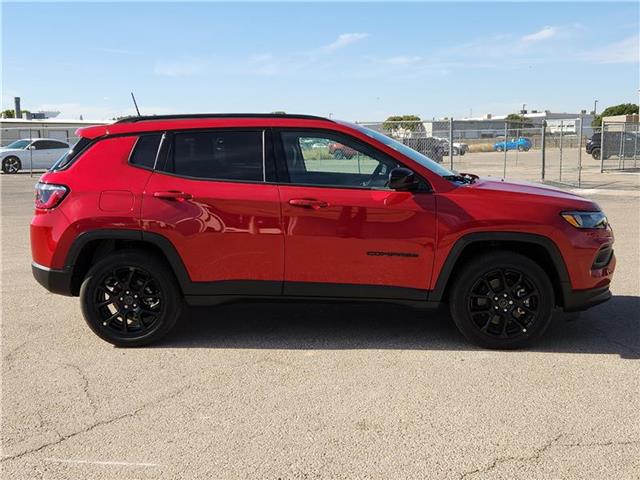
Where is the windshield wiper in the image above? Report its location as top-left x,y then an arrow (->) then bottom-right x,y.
442,172 -> 477,184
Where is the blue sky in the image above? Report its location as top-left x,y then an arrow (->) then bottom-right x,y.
2,2 -> 638,121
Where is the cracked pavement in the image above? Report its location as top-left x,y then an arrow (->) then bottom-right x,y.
1,173 -> 639,479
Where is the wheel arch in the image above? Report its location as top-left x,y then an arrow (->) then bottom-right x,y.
65,230 -> 190,296
429,232 -> 571,307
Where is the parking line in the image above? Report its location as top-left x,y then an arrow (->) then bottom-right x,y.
43,458 -> 159,467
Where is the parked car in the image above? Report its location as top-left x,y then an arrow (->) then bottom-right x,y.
402,137 -> 445,163
328,142 -> 358,159
586,132 -> 640,160
494,137 -> 532,152
434,137 -> 468,156
31,113 -> 615,350
1,138 -> 70,173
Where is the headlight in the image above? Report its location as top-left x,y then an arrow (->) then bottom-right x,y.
561,211 -> 608,229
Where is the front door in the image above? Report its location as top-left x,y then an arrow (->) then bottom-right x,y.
274,129 -> 437,299
141,129 -> 283,296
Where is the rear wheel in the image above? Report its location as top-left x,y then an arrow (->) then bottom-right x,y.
449,252 -> 554,349
80,250 -> 183,347
2,156 -> 21,174
495,146 -> 504,152
592,148 -> 600,160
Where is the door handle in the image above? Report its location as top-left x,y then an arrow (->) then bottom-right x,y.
153,191 -> 193,201
288,198 -> 329,210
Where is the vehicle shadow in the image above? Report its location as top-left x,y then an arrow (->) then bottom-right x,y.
157,295 -> 640,359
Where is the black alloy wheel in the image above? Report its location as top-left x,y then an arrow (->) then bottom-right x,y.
2,156 -> 21,174
449,251 -> 554,349
80,250 -> 182,346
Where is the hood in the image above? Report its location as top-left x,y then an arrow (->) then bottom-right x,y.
466,177 -> 599,209
0,148 -> 22,154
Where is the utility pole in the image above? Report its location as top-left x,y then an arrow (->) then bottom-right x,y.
593,99 -> 598,115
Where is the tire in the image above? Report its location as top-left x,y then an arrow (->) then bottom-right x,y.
495,146 -> 503,152
2,156 -> 21,174
517,145 -> 525,152
449,251 -> 554,349
452,147 -> 460,156
459,149 -> 466,156
591,148 -> 600,160
80,250 -> 183,347
333,150 -> 345,160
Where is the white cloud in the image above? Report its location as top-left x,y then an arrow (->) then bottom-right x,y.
154,59 -> 207,77
320,33 -> 369,53
522,26 -> 559,43
385,55 -> 423,66
583,35 -> 639,64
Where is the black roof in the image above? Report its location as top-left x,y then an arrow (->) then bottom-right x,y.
115,113 -> 332,124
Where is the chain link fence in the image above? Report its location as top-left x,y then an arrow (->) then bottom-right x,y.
599,122 -> 640,172
356,117 -> 640,188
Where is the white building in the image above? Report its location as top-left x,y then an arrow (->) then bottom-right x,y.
0,118 -> 106,146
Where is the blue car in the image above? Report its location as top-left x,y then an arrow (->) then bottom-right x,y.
494,137 -> 532,152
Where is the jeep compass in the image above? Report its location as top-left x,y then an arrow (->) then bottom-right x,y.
30,114 -> 615,349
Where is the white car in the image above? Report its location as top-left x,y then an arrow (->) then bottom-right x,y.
1,138 -> 70,174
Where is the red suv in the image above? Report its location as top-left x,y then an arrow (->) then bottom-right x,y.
31,114 -> 615,349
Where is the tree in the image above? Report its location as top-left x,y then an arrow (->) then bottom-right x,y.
382,115 -> 422,132
592,103 -> 638,126
505,113 -> 535,128
1,109 -> 31,118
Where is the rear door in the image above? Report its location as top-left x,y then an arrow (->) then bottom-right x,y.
274,129 -> 437,299
142,128 -> 283,296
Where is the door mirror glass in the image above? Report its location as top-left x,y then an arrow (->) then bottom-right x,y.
389,167 -> 419,191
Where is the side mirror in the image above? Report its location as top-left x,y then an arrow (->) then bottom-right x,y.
27,145 -> 35,150
389,167 -> 419,191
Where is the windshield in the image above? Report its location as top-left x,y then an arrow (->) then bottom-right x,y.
5,140 -> 31,149
345,122 -> 455,177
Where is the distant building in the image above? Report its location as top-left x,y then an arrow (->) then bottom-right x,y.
0,118 -> 106,146
421,111 -> 595,139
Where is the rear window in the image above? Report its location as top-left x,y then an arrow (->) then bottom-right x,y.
129,134 -> 162,169
162,130 -> 264,182
50,137 -> 92,171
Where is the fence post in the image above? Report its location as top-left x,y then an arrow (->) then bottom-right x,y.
503,120 -> 508,178
577,115 -> 583,187
29,129 -> 33,177
541,120 -> 546,181
600,121 -> 605,173
559,121 -> 564,182
633,123 -> 640,168
449,117 -> 454,170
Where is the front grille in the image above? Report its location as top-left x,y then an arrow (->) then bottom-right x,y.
592,245 -> 613,269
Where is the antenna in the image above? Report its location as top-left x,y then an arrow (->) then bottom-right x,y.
130,92 -> 141,116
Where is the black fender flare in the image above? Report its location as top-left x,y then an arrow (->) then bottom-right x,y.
65,229 -> 192,293
428,232 -> 571,304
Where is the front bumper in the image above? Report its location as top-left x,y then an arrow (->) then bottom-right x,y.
563,284 -> 612,312
32,262 -> 74,296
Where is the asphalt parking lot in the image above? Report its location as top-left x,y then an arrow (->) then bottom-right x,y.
1,172 -> 639,479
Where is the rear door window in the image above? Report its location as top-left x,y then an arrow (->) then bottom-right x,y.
162,130 -> 264,182
129,134 -> 162,169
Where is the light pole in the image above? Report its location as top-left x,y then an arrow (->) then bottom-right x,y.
593,99 -> 598,115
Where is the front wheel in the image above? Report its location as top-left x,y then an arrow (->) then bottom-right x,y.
2,156 -> 21,174
449,252 -> 554,349
495,146 -> 503,152
591,148 -> 600,160
80,250 -> 183,347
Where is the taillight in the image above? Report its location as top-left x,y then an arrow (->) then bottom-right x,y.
35,182 -> 69,209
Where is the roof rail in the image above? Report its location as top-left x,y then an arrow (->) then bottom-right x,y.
115,113 -> 332,124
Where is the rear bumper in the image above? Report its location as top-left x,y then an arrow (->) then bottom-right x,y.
32,262 -> 74,296
563,284 -> 612,312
